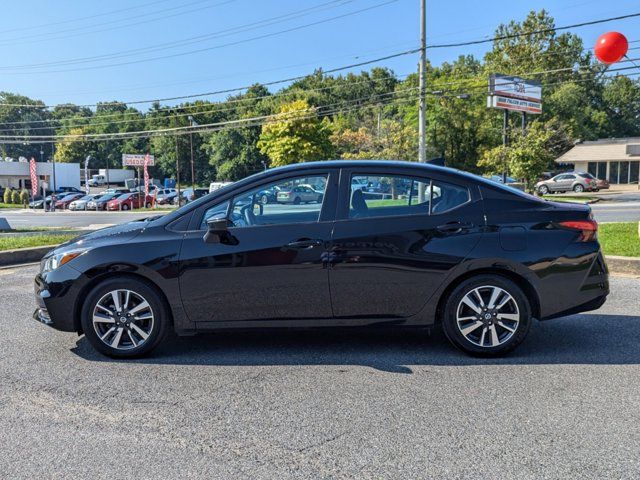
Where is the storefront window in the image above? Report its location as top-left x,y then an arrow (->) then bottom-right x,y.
620,162 -> 630,184
631,161 -> 639,184
609,161 -> 619,184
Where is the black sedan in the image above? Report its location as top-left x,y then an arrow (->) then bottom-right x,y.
34,161 -> 608,358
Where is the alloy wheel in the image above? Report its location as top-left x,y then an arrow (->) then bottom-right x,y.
92,289 -> 155,351
455,285 -> 520,348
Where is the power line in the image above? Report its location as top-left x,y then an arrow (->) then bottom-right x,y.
0,47 -> 419,109
0,0 -> 238,47
426,11 -> 640,49
0,71 -> 413,132
0,0 -> 399,75
0,0 -> 350,67
0,88 -> 421,144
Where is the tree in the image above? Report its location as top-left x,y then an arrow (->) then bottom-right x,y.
479,121 -> 565,189
257,100 -> 333,167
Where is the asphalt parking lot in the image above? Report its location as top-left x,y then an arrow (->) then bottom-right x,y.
1,266 -> 639,479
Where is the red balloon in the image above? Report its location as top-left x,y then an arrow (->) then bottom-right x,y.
594,32 -> 628,64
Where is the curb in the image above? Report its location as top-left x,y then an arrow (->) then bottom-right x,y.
0,246 -> 54,267
605,255 -> 640,276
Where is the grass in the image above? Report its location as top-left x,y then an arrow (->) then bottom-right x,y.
365,199 -> 409,207
0,202 -> 22,209
0,234 -> 78,251
598,222 -> 640,258
542,195 -> 597,204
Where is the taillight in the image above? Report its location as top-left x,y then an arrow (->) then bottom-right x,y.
559,220 -> 598,242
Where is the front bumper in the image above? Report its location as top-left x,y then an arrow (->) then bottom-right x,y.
33,265 -> 86,332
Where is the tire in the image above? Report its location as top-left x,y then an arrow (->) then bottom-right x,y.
441,275 -> 532,357
573,184 -> 584,193
538,185 -> 549,195
81,277 -> 170,358
293,197 -> 301,205
145,202 -> 151,208
260,194 -> 269,205
122,204 -> 130,210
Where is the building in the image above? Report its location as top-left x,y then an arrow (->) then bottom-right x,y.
0,161 -> 80,193
555,137 -> 640,185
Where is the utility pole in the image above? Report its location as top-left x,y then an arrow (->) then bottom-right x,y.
188,116 -> 196,190
417,0 -> 427,203
174,135 -> 181,205
418,0 -> 427,165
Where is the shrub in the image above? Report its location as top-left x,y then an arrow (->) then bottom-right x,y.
3,188 -> 12,204
19,189 -> 29,205
11,190 -> 20,204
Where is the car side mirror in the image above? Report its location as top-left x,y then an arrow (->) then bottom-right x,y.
203,216 -> 237,245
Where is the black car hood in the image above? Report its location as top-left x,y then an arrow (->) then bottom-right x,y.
44,220 -> 148,257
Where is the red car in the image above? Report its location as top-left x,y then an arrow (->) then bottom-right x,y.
107,192 -> 152,211
54,193 -> 85,209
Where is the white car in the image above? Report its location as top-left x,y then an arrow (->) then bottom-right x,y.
68,194 -> 101,211
209,181 -> 233,194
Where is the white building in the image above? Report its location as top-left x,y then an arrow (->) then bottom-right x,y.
555,137 -> 640,185
0,161 -> 80,192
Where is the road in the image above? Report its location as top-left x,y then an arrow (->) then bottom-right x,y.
1,266 -> 639,479
590,201 -> 640,223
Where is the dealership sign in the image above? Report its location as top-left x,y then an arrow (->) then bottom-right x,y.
487,74 -> 542,114
122,153 -> 155,167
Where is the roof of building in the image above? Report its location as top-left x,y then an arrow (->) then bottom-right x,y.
555,138 -> 640,164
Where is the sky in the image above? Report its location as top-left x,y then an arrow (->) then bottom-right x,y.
1,0 -> 639,110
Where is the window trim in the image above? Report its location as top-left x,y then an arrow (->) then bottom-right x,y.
188,170 -> 338,231
338,169 -> 471,221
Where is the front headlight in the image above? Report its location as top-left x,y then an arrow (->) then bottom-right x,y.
42,249 -> 87,273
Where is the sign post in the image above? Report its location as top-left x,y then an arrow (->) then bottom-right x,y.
488,74 -> 542,181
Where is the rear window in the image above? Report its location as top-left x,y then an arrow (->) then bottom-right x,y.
348,174 -> 469,219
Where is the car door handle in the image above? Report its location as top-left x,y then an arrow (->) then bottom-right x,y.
286,238 -> 323,249
436,222 -> 473,234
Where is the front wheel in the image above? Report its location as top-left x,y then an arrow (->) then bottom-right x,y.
260,194 -> 269,205
442,275 -> 531,357
538,185 -> 549,195
81,277 -> 170,358
293,197 -> 301,205
122,204 -> 130,210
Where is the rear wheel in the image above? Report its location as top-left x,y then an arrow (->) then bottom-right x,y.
81,277 -> 170,358
260,194 -> 269,205
442,275 -> 531,356
573,184 -> 584,193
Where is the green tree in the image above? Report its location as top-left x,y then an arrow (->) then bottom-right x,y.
257,100 -> 333,167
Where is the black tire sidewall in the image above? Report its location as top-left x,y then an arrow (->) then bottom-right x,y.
442,275 -> 531,357
81,277 -> 169,358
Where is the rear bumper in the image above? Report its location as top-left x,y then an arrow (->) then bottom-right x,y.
538,250 -> 609,320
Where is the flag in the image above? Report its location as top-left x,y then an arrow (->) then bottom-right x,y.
29,157 -> 38,198
144,153 -> 150,197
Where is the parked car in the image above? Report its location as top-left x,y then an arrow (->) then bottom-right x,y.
86,193 -> 119,211
54,186 -> 84,195
256,186 -> 281,204
34,160 -> 608,358
106,192 -> 152,210
175,188 -> 209,205
102,188 -> 130,195
154,188 -> 177,205
277,184 -> 323,204
595,178 -> 610,190
487,175 -> 526,192
535,172 -> 597,194
209,181 -> 233,194
29,192 -> 76,210
55,193 -> 85,209
68,194 -> 101,211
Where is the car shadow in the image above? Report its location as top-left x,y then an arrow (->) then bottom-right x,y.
71,313 -> 640,373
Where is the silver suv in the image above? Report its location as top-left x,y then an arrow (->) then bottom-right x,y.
535,172 -> 597,194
